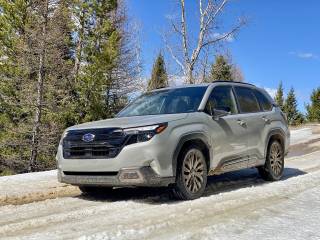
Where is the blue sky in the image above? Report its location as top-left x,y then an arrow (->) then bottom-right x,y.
127,0 -> 320,112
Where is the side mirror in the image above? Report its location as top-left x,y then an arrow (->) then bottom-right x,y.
212,109 -> 229,120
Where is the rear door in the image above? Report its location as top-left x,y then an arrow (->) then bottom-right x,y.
204,85 -> 248,173
252,89 -> 275,163
233,86 -> 266,166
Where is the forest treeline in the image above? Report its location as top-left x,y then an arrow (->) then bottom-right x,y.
0,0 -> 140,174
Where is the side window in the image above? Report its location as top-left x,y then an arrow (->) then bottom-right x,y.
205,86 -> 237,115
254,90 -> 273,111
234,87 -> 261,113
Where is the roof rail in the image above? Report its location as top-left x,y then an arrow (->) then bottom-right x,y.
211,80 -> 255,87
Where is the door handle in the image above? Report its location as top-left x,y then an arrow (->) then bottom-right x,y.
262,116 -> 271,124
237,119 -> 246,127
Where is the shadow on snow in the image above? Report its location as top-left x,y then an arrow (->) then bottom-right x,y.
76,167 -> 306,204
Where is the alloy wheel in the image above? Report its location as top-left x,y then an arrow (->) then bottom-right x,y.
182,149 -> 205,193
269,142 -> 283,176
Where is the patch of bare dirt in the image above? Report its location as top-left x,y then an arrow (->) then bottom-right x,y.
0,185 -> 80,206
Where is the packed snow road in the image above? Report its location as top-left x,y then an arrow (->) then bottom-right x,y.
1,126 -> 320,240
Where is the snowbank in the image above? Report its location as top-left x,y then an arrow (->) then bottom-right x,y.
0,170 -> 79,206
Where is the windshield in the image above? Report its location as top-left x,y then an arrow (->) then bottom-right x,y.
117,86 -> 207,117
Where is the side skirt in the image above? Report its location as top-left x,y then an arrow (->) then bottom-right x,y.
209,155 -> 265,176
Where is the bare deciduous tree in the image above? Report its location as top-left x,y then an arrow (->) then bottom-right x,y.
231,64 -> 244,82
164,0 -> 246,83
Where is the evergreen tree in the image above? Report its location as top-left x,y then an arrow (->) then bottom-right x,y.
0,0 -> 74,173
283,87 -> 304,125
0,0 -> 140,175
209,55 -> 233,81
306,87 -> 320,122
73,0 -> 136,122
274,81 -> 284,111
147,53 -> 168,91
0,0 -> 30,174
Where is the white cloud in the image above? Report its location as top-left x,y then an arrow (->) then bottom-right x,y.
289,51 -> 318,59
264,87 -> 277,98
298,53 -> 317,59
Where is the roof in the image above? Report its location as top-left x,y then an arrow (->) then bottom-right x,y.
151,81 -> 256,92
210,80 -> 255,87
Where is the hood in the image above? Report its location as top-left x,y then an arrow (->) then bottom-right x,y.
67,113 -> 188,131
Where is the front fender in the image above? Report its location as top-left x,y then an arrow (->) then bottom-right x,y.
172,132 -> 211,177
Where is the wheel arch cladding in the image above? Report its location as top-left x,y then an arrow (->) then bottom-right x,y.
172,133 -> 211,177
265,129 -> 285,158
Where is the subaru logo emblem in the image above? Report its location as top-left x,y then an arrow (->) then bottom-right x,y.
82,133 -> 95,142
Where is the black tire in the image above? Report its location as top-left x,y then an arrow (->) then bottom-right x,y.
258,140 -> 284,181
172,144 -> 208,200
79,186 -> 113,195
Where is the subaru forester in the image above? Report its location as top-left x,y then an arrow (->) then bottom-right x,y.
56,81 -> 290,200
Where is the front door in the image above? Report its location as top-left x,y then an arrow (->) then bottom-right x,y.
204,85 -> 248,173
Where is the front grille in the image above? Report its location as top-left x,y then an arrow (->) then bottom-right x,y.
63,128 -> 128,159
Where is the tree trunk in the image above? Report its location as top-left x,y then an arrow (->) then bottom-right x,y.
73,9 -> 85,82
186,64 -> 194,84
29,1 -> 49,172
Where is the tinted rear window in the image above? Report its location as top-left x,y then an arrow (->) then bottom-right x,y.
254,90 -> 273,111
234,87 -> 261,113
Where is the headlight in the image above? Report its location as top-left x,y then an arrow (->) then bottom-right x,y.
123,123 -> 167,144
59,130 -> 69,145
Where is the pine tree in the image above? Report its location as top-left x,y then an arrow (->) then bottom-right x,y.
72,0 -> 139,122
274,81 -> 285,111
74,0 -> 121,122
209,55 -> 233,81
0,0 -> 30,174
283,87 -> 304,125
306,87 -> 320,122
147,53 -> 168,91
0,0 -> 74,173
0,0 -> 140,175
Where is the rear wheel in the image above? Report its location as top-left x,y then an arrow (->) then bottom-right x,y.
172,145 -> 208,200
258,140 -> 284,181
79,186 -> 113,195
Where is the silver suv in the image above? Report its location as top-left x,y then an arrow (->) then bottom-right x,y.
56,81 -> 290,200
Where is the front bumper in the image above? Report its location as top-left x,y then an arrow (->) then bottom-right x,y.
58,166 -> 175,187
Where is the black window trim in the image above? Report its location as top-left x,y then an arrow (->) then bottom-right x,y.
233,86 -> 263,114
204,84 -> 239,116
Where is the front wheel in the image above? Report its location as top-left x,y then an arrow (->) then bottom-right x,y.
258,140 -> 284,181
172,145 -> 208,200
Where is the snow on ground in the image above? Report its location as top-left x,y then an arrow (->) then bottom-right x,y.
0,126 -> 320,239
290,127 -> 320,145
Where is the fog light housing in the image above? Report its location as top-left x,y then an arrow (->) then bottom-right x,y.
118,168 -> 144,183
122,172 -> 139,179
